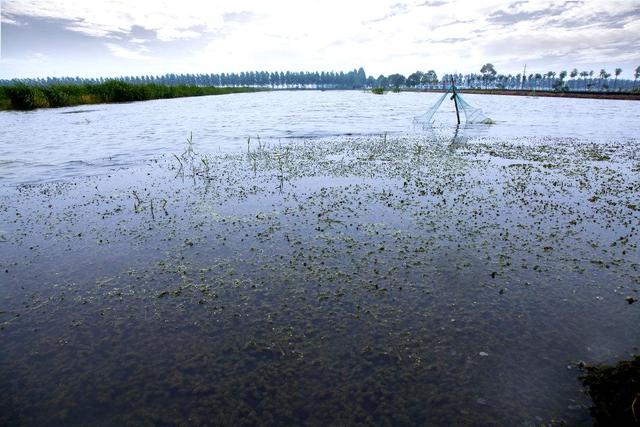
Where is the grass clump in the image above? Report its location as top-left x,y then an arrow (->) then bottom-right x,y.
582,145 -> 612,161
371,87 -> 385,95
0,81 -> 264,111
580,355 -> 640,426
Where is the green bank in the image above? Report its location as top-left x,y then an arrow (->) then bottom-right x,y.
0,80 -> 265,111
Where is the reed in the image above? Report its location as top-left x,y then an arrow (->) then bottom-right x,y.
0,80 -> 264,111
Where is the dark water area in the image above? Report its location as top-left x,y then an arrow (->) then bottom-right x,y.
1,92 -> 639,425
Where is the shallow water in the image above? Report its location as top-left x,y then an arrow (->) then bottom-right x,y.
1,90 -> 639,184
1,91 -> 639,426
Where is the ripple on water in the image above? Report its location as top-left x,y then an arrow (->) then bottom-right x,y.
1,91 -> 639,185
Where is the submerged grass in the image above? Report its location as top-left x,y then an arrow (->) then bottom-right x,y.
1,130 -> 639,426
0,81 -> 264,111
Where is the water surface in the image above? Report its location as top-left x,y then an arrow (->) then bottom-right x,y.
1,90 -> 639,184
1,91 -> 639,426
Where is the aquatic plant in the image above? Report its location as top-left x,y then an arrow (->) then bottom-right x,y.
1,84 -> 51,110
0,81 -> 263,111
2,111 -> 640,426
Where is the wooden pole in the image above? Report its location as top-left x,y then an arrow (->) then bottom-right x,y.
451,80 -> 460,125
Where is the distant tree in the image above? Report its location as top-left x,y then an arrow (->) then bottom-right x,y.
599,69 -> 610,90
406,71 -> 424,87
480,63 -> 496,76
421,70 -> 438,86
534,73 -> 542,89
376,74 -> 388,88
387,73 -> 406,89
480,63 -> 497,88
568,69 -> 577,90
554,70 -> 568,91
7,65 -> 636,94
577,71 -> 588,90
613,68 -> 622,90
546,71 -> 556,90
356,67 -> 367,88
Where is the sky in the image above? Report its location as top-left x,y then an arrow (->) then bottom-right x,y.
1,0 -> 639,79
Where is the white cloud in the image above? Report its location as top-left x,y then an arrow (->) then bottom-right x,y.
156,28 -> 202,42
1,0 -> 639,78
1,15 -> 22,26
105,42 -> 152,60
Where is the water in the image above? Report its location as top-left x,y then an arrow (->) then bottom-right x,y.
1,91 -> 639,426
1,90 -> 639,184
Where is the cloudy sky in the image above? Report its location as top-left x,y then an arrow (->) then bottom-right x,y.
1,0 -> 638,79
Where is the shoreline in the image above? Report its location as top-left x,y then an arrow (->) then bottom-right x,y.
399,87 -> 640,101
1,84 -> 638,112
0,82 -> 267,111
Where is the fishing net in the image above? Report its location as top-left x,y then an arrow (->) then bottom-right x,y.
455,93 -> 493,124
413,91 -> 449,127
414,87 -> 494,126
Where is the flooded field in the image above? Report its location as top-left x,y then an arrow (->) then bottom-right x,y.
1,91 -> 639,425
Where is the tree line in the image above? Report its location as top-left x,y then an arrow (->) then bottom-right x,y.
2,64 -> 639,92
0,68 -> 370,90
464,64 -> 640,92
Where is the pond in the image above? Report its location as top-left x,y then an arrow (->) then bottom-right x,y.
0,91 -> 639,426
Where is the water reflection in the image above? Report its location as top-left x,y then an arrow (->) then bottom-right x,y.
448,124 -> 466,150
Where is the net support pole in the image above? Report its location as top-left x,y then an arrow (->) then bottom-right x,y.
451,83 -> 461,125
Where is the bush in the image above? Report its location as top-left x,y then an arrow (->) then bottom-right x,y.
42,86 -> 71,107
4,84 -> 50,110
371,87 -> 385,95
0,81 -> 262,110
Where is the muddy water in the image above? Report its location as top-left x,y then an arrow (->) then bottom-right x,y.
1,92 -> 639,426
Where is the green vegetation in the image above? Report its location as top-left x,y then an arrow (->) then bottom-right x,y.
2,63 -> 639,100
371,87 -> 385,94
580,356 -> 640,426
0,81 -> 263,111
0,97 -> 11,110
